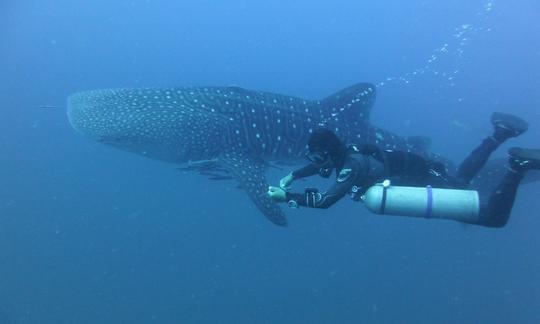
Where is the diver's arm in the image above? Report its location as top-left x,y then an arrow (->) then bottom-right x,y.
291,163 -> 321,179
286,162 -> 359,209
280,163 -> 321,189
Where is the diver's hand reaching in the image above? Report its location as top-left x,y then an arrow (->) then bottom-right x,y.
279,173 -> 294,191
268,186 -> 287,203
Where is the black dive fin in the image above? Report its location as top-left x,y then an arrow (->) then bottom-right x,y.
471,158 -> 540,197
491,112 -> 529,137
509,147 -> 540,171
320,83 -> 376,122
219,151 -> 288,227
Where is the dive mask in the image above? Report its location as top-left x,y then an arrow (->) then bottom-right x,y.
306,150 -> 333,178
305,150 -> 330,165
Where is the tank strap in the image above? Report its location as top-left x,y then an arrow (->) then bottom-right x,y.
379,185 -> 388,214
425,185 -> 433,218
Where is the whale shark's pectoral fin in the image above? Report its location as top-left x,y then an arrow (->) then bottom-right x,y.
219,151 -> 288,227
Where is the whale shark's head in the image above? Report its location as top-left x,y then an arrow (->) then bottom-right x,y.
67,88 -> 223,163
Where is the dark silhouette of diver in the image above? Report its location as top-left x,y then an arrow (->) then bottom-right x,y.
268,113 -> 540,227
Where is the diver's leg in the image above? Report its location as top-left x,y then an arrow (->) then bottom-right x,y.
456,112 -> 528,185
478,170 -> 523,227
477,148 -> 540,227
455,137 -> 499,185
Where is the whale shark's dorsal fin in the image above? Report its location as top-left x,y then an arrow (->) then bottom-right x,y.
320,83 -> 376,122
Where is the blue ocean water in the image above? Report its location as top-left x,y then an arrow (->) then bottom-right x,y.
1,0 -> 539,323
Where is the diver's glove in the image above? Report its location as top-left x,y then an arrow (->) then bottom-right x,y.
267,186 -> 287,203
279,173 -> 294,190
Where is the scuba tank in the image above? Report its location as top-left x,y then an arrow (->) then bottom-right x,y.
361,180 -> 480,223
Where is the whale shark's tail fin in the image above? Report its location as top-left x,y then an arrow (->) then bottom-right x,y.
320,83 -> 376,123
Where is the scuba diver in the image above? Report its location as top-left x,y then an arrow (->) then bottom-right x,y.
267,112 -> 540,227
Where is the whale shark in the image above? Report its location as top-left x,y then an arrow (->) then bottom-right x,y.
67,83 -> 537,226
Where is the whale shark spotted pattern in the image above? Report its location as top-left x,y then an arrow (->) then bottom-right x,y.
68,83 -> 417,225
68,84 -> 392,162
67,83 -> 536,226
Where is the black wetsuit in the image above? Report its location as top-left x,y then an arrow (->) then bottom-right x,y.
286,137 -> 523,227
